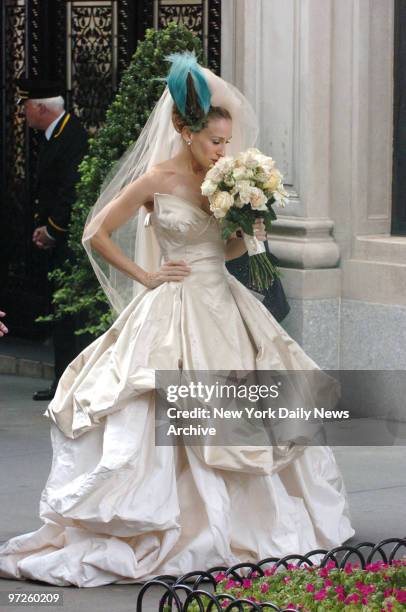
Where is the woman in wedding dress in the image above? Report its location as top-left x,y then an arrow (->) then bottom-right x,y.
0,53 -> 354,587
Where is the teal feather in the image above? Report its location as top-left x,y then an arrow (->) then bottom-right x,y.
165,51 -> 211,116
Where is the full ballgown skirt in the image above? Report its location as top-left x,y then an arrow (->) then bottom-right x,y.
0,194 -> 354,586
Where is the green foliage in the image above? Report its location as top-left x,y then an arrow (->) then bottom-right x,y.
180,560 -> 406,611
48,24 -> 202,338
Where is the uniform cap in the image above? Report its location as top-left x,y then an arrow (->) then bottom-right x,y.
16,78 -> 64,105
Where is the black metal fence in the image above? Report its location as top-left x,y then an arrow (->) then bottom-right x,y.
136,537 -> 406,610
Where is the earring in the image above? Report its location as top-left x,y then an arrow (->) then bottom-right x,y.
186,140 -> 192,146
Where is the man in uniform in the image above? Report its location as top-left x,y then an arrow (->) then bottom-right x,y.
17,78 -> 88,400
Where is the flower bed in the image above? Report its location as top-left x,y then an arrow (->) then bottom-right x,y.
181,559 -> 406,611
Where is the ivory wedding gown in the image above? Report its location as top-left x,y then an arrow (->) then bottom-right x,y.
0,193 -> 354,587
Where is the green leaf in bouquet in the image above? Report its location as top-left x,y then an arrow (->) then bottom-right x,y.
263,213 -> 276,233
221,219 -> 239,240
239,216 -> 254,235
267,202 -> 277,220
227,206 -> 243,223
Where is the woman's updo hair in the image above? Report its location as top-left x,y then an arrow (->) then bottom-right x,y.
172,104 -> 231,134
171,71 -> 231,133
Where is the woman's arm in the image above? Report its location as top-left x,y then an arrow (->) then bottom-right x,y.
89,173 -> 154,285
89,172 -> 191,288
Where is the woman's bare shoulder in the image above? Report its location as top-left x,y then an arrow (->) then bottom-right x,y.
148,160 -> 178,181
135,163 -> 177,210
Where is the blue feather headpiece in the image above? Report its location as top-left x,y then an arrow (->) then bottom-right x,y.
165,51 -> 212,131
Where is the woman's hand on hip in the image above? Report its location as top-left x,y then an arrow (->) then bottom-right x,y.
143,260 -> 192,289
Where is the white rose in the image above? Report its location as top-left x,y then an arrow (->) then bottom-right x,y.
238,148 -> 262,168
273,184 -> 289,207
224,173 -> 236,187
232,166 -> 254,181
207,156 -> 234,182
261,158 -> 275,174
249,187 -> 268,210
233,180 -> 252,204
216,156 -> 234,172
255,170 -> 272,183
209,190 -> 233,218
206,165 -> 223,182
201,179 -> 218,197
232,166 -> 246,181
263,169 -> 283,192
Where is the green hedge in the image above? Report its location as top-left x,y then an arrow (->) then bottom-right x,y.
47,24 -> 202,338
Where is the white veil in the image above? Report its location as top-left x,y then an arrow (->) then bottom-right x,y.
82,66 -> 259,313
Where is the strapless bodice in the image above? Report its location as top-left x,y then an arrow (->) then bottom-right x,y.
152,193 -> 225,266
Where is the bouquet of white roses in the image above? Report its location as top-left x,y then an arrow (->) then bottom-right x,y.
201,148 -> 288,291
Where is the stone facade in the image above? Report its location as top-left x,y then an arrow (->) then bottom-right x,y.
222,0 -> 406,371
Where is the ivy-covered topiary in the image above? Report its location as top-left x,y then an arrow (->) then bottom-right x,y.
48,24 -> 202,338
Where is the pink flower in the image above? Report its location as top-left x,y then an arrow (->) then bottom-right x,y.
355,581 -> 376,595
395,589 -> 406,604
314,588 -> 328,601
224,579 -> 236,590
287,563 -> 297,570
264,567 -> 276,576
242,578 -> 252,589
337,593 -> 346,602
215,572 -> 226,583
260,583 -> 270,594
366,560 -> 388,572
344,563 -> 353,574
345,593 -> 360,604
324,579 -> 333,587
283,575 -> 291,583
326,560 -> 336,570
319,567 -> 329,578
305,583 -> 315,592
251,571 -> 259,578
384,588 -> 393,597
334,585 -> 345,594
361,597 -> 369,605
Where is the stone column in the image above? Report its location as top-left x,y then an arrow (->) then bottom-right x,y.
222,0 -> 341,368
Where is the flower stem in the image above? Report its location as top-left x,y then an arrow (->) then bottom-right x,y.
248,252 -> 281,291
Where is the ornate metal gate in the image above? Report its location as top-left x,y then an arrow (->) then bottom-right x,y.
0,0 -> 221,338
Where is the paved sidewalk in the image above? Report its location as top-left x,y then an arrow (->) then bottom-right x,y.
0,337 -> 53,380
0,374 -> 405,611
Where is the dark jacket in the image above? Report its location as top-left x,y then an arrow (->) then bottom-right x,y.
225,242 -> 291,323
34,111 -> 88,243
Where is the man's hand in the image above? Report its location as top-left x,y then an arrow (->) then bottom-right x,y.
33,226 -> 55,250
0,311 -> 8,337
253,217 -> 267,241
